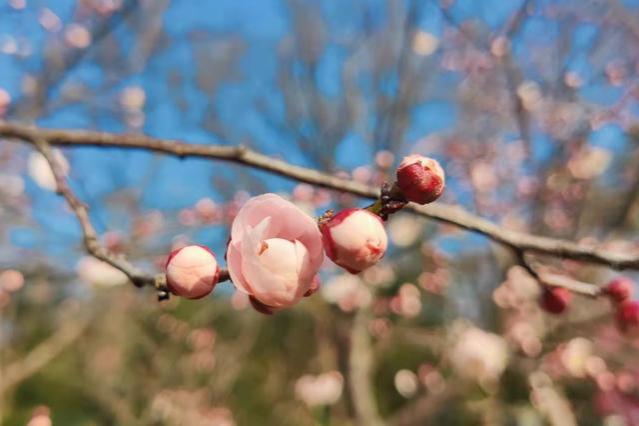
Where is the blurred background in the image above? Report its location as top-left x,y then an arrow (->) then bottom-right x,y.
2,0 -> 639,424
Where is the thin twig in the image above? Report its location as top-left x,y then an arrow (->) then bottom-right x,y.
28,135 -> 232,289
0,314 -> 91,395
32,137 -> 159,288
515,250 -> 602,297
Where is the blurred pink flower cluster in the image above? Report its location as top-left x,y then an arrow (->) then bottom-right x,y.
449,323 -> 510,391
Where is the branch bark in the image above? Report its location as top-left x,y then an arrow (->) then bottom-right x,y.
1,122 -> 637,274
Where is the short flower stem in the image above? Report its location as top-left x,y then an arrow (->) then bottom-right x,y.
365,199 -> 384,216
365,182 -> 407,220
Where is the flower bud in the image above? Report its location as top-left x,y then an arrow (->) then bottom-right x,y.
320,208 -> 388,274
396,155 -> 445,204
540,287 -> 571,314
604,276 -> 634,303
165,245 -> 220,299
616,300 -> 639,334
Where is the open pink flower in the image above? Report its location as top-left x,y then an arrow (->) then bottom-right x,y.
226,193 -> 324,313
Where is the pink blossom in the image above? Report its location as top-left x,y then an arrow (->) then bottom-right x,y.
396,154 -> 445,204
321,274 -> 372,312
28,150 -> 69,191
165,245 -> 220,299
295,371 -> 344,407
27,407 -> 52,426
604,276 -> 634,303
320,208 -> 388,274
64,24 -> 91,49
0,88 -> 10,116
394,369 -> 419,398
449,325 -> 509,386
0,269 -> 24,292
560,337 -> 593,378
226,193 -> 324,313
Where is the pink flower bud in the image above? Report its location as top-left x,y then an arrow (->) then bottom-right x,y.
604,276 -> 634,303
320,208 -> 388,274
616,300 -> 639,334
226,194 -> 324,313
165,245 -> 220,299
396,155 -> 445,204
540,287 -> 571,314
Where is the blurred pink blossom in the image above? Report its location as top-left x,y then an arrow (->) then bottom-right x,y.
64,24 -> 91,49
295,371 -> 344,407
119,85 -> 146,111
27,150 -> 69,191
375,150 -> 395,169
390,283 -> 422,318
394,369 -> 419,398
321,274 -> 371,312
0,88 -> 11,116
39,8 -> 62,32
449,324 -> 509,387
0,269 -> 24,292
76,256 -> 128,287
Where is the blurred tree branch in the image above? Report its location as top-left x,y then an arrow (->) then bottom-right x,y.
349,307 -> 384,426
10,0 -> 139,119
0,314 -> 91,396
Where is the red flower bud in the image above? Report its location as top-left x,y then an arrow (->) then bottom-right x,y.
396,155 -> 445,204
320,208 -> 388,274
616,300 -> 639,334
540,286 -> 571,314
165,245 -> 220,299
604,276 -> 634,303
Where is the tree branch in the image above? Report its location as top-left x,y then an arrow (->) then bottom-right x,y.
1,122 -> 637,274
515,250 -> 602,297
348,307 -> 384,426
31,136 -> 161,289
0,315 -> 91,395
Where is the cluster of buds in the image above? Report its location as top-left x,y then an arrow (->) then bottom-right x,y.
163,154 -> 445,314
319,154 -> 445,273
602,276 -> 639,335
